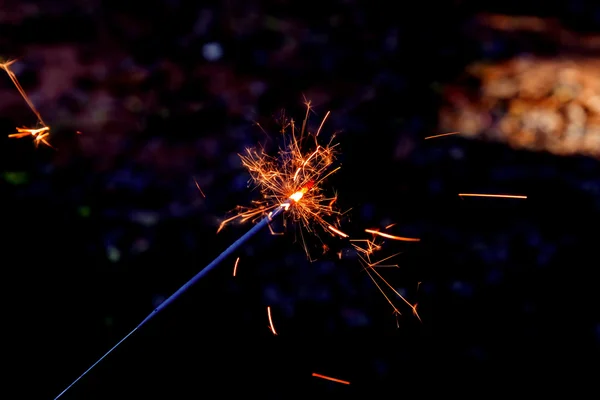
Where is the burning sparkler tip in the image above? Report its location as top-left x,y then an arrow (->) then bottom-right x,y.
218,102 -> 343,251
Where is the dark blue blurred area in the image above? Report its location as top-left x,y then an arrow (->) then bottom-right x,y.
2,0 -> 600,398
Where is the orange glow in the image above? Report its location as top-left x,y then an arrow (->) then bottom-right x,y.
289,180 -> 315,203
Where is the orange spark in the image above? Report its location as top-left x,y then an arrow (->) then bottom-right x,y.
312,373 -> 350,385
267,306 -> 277,335
233,257 -> 240,277
1,59 -> 53,148
194,178 -> 206,198
385,223 -> 397,230
424,131 -> 460,140
459,193 -> 527,199
327,225 -> 349,238
365,229 -> 421,242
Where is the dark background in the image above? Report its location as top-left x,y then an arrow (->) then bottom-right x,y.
2,0 -> 599,398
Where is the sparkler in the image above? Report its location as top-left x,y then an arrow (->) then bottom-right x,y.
54,101 -> 342,398
56,101 -> 421,398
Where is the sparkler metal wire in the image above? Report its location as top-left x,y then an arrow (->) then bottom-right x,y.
54,204 -> 287,399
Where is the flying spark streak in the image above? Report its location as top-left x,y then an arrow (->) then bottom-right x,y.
267,306 -> 277,335
194,178 -> 206,197
424,131 -> 460,140
360,251 -> 402,268
55,104 -> 347,397
328,225 -> 349,238
1,59 -> 53,148
312,373 -> 350,385
365,229 -> 421,242
362,260 -> 421,322
233,257 -> 240,277
459,193 -> 527,199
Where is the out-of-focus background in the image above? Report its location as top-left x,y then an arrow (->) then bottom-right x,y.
3,1 -> 600,398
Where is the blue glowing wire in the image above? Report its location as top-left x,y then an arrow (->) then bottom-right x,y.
54,205 -> 285,399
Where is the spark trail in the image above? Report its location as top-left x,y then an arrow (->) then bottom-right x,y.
312,372 -> 350,385
459,193 -> 527,199
0,59 -> 53,148
332,225 -> 422,322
